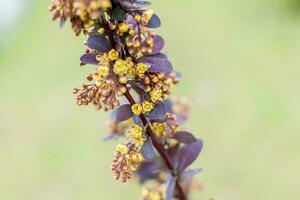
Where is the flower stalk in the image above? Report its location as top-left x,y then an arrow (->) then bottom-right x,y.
49,0 -> 204,199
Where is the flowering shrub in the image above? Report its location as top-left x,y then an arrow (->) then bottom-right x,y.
49,0 -> 203,199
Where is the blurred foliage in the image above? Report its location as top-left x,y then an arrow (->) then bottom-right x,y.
0,0 -> 300,200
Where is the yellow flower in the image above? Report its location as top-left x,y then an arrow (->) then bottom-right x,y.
116,144 -> 129,155
150,87 -> 162,102
97,65 -> 109,78
113,59 -> 128,75
131,104 -> 143,115
119,22 -> 129,33
136,63 -> 149,75
108,49 -> 119,61
118,75 -> 127,84
96,53 -> 110,66
127,125 -> 146,147
152,123 -> 166,137
142,101 -> 154,113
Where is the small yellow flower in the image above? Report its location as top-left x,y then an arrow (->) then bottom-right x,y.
131,104 -> 143,115
152,122 -> 166,137
113,59 -> 128,75
127,125 -> 146,147
118,75 -> 127,84
97,65 -> 109,78
118,22 -> 129,33
96,53 -> 110,66
150,87 -> 162,102
136,63 -> 149,75
116,144 -> 129,155
142,101 -> 154,113
108,49 -> 119,61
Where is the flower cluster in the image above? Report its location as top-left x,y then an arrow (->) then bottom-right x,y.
50,0 -> 204,200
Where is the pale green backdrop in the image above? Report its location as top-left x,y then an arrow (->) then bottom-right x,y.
0,0 -> 300,199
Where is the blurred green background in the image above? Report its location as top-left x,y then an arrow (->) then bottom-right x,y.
1,0 -> 300,199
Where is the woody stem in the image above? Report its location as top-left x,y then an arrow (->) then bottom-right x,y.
124,90 -> 187,200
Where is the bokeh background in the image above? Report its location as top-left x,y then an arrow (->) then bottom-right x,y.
1,0 -> 300,199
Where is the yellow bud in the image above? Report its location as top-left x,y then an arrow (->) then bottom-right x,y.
134,15 -> 141,22
118,22 -> 129,33
118,75 -> 127,84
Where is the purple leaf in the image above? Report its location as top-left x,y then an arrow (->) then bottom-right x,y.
181,168 -> 203,182
103,133 -> 124,141
141,137 -> 154,160
136,161 -> 161,183
87,35 -> 112,52
174,131 -> 197,144
138,55 -> 173,73
133,1 -> 151,7
163,99 -> 173,113
59,18 -> 66,28
146,101 -> 167,120
147,14 -> 161,28
115,104 -> 133,122
166,175 -> 176,200
80,54 -> 98,65
151,35 -> 164,54
176,140 -> 203,172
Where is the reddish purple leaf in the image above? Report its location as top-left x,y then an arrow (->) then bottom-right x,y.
174,131 -> 197,144
151,35 -> 164,54
138,55 -> 173,73
147,14 -> 161,28
87,35 -> 112,52
115,104 -> 133,122
80,54 -> 98,65
176,140 -> 203,172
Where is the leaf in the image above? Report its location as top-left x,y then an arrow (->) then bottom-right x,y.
151,35 -> 165,54
181,168 -> 203,182
138,55 -> 173,73
103,133 -> 124,141
87,35 -> 112,52
174,131 -> 197,144
166,174 -> 176,200
141,137 -> 154,160
133,1 -> 151,7
59,18 -> 66,28
176,140 -> 203,172
146,101 -> 167,120
115,104 -> 133,122
136,161 -> 161,183
147,14 -> 161,28
80,54 -> 98,65
112,7 -> 126,21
